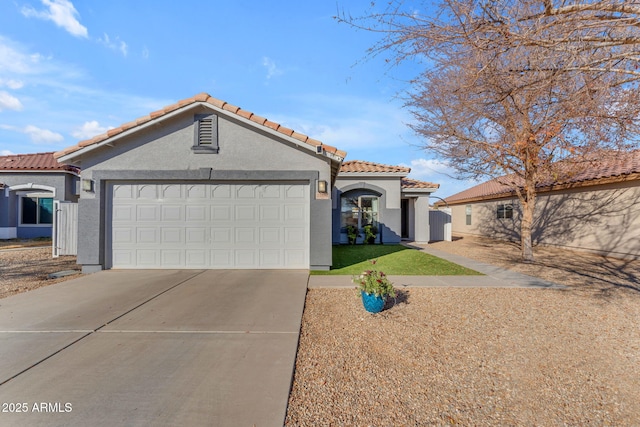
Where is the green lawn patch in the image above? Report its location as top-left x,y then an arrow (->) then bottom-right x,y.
312,244 -> 483,276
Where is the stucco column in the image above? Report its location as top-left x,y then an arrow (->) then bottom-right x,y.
414,196 -> 430,243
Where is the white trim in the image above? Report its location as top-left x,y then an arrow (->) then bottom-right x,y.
7,183 -> 56,197
16,191 -> 54,198
0,170 -> 79,177
0,227 -> 17,239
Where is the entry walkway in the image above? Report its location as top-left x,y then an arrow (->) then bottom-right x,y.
308,244 -> 563,289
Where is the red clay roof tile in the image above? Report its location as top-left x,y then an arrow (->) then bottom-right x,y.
0,152 -> 79,173
54,92 -> 346,160
401,177 -> 440,189
445,150 -> 640,204
340,160 -> 411,174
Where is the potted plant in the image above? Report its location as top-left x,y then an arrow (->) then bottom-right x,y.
352,260 -> 395,313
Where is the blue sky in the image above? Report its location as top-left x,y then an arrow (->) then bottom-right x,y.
0,0 -> 477,198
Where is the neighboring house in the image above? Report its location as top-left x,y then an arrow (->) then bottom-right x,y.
333,161 -> 439,244
0,152 -> 80,239
54,93 -> 441,273
442,152 -> 640,260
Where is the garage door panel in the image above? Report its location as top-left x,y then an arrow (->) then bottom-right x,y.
161,184 -> 182,199
211,205 -> 231,221
186,228 -> 207,244
137,205 -> 159,221
235,228 -> 256,244
137,184 -> 157,199
211,228 -> 232,243
185,205 -> 208,221
285,250 -> 305,266
260,228 -> 280,244
113,206 -> 133,221
137,228 -> 159,244
211,250 -> 233,267
260,205 -> 281,221
260,250 -> 281,266
235,205 -> 256,221
187,185 -> 207,199
110,183 -> 309,269
284,205 -> 305,221
236,185 -> 256,199
137,249 -> 159,266
161,250 -> 183,267
161,205 -> 183,221
186,250 -> 208,267
161,228 -> 183,244
235,249 -> 256,266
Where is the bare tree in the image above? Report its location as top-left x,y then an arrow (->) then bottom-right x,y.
338,0 -> 640,261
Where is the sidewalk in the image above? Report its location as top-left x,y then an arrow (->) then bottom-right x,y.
308,244 -> 564,289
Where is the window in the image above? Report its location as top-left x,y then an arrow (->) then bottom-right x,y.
465,204 -> 472,225
192,113 -> 219,153
21,197 -> 53,225
340,196 -> 379,229
497,203 -> 513,219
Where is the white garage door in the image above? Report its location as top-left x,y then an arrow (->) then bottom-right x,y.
109,182 -> 309,269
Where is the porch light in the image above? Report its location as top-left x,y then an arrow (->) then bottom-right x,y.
82,178 -> 94,192
317,180 -> 327,193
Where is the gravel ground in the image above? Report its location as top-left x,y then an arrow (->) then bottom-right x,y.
286,236 -> 640,426
0,247 -> 79,299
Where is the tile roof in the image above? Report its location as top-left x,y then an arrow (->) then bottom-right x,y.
340,160 -> 410,174
54,93 -> 346,160
0,152 -> 79,173
401,177 -> 440,190
445,150 -> 640,204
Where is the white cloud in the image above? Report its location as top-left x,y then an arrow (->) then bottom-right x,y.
0,91 -> 23,111
262,57 -> 283,79
98,33 -> 128,57
1,150 -> 15,155
142,46 -> 149,59
24,125 -> 64,143
72,120 -> 113,139
0,78 -> 24,89
403,158 -> 457,179
21,0 -> 88,38
0,124 -> 63,143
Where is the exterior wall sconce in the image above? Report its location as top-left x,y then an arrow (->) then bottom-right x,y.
317,180 -> 327,193
82,178 -> 94,193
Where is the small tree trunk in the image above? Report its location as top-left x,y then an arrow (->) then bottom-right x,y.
520,199 -> 535,262
520,172 -> 537,262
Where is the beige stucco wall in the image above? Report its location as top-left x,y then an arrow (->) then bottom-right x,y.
450,179 -> 640,259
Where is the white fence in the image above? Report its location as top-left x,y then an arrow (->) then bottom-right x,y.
52,201 -> 78,257
429,208 -> 452,242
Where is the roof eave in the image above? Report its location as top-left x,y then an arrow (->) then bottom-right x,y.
57,101 -> 345,165
337,171 -> 408,178
402,187 -> 440,195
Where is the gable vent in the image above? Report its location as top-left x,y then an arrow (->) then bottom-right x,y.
198,117 -> 215,145
193,114 -> 219,153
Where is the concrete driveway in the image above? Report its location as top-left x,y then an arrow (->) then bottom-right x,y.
0,269 -> 308,427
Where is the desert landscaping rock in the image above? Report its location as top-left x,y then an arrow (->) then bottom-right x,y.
0,247 -> 79,299
286,237 -> 640,425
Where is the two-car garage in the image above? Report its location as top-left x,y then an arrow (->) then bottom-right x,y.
108,182 -> 310,269
54,93 -> 342,273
